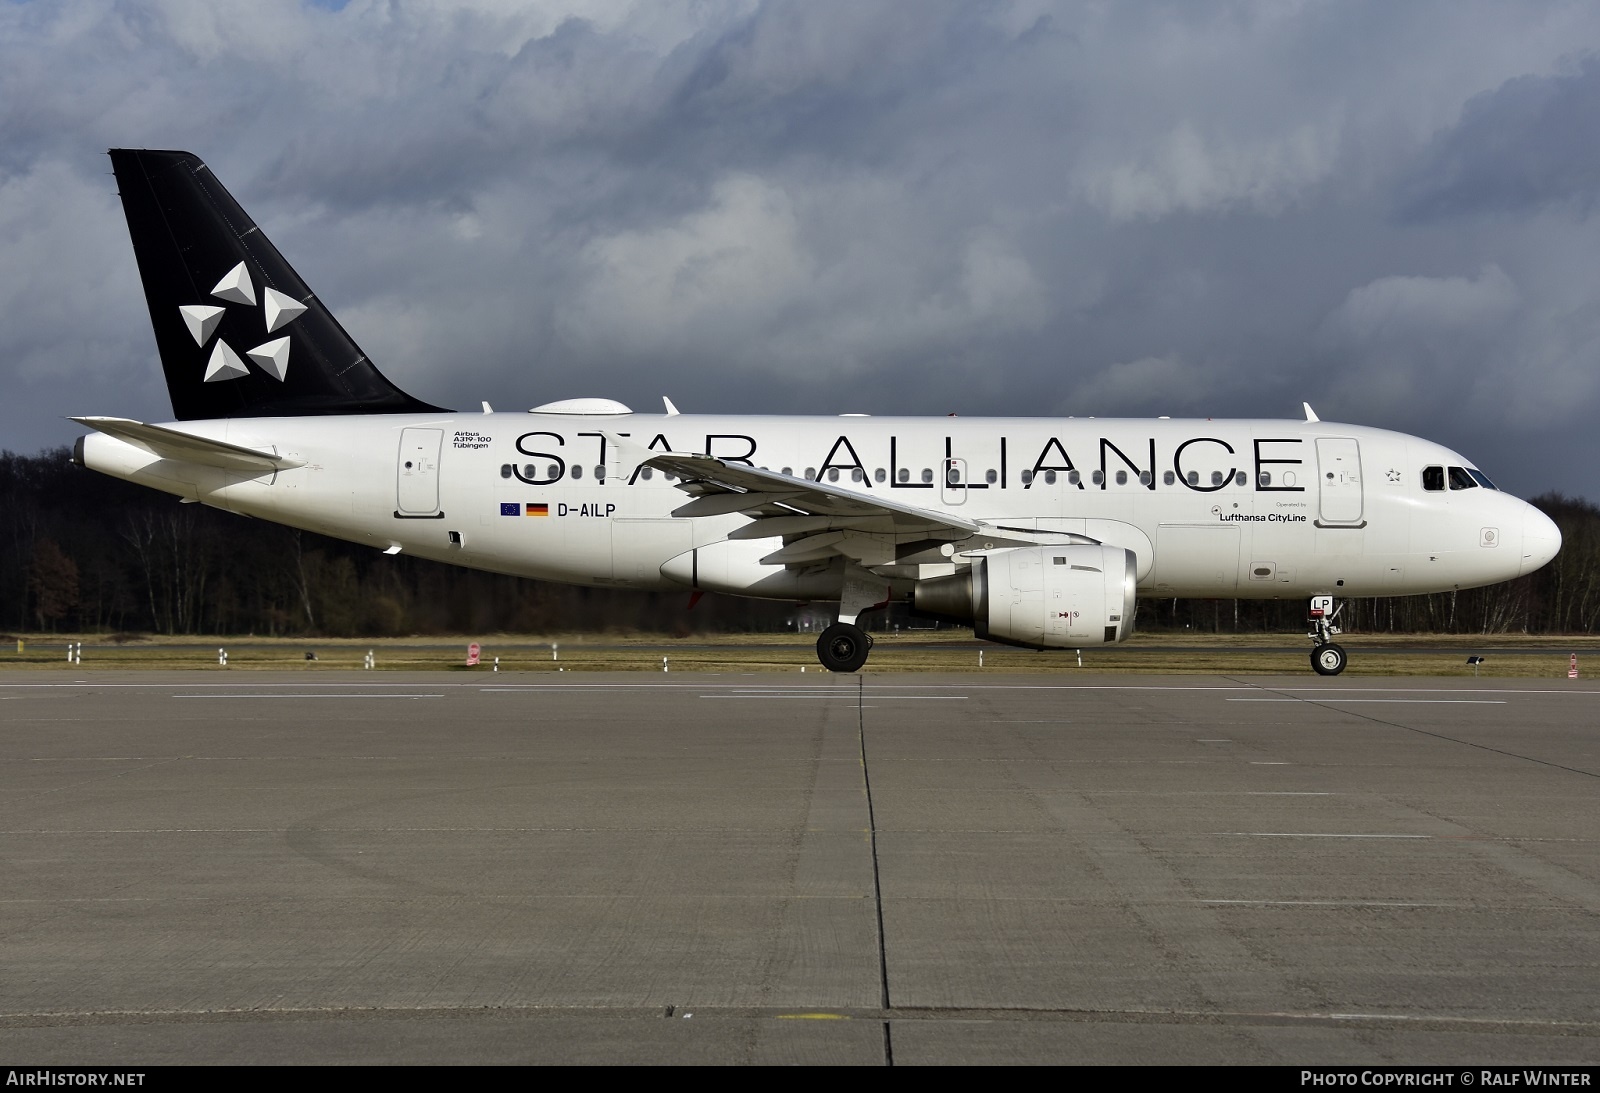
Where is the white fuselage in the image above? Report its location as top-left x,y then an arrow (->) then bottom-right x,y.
79,411 -> 1561,602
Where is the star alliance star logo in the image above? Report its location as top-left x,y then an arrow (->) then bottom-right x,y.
1386,468 -> 1401,482
178,262 -> 308,383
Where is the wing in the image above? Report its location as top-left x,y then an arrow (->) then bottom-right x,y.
631,446 -> 1079,569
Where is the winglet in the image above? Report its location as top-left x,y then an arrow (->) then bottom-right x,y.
1303,402 -> 1320,423
600,430 -> 656,477
663,396 -> 681,416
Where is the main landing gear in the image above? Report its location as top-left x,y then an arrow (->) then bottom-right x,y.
817,623 -> 873,673
816,564 -> 887,673
1307,595 -> 1347,676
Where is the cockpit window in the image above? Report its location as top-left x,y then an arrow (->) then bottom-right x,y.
1448,466 -> 1477,490
1467,469 -> 1498,490
1422,466 -> 1444,491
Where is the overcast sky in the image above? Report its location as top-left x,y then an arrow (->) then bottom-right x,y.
4,0 -> 1599,498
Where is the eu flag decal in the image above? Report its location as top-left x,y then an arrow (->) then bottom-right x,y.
500,502 -> 519,516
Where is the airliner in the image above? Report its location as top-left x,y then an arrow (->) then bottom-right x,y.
74,149 -> 1562,674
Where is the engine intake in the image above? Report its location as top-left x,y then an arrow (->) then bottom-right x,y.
913,544 -> 1137,649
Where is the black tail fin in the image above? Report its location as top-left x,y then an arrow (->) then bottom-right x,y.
109,149 -> 447,420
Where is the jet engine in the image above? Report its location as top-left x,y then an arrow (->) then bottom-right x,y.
913,544 -> 1137,649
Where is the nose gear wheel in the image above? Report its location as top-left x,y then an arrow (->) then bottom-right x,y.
1311,642 -> 1347,675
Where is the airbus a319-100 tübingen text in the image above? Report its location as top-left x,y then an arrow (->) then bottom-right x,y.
74,150 -> 1563,674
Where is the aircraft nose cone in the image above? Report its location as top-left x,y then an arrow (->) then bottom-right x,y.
1520,505 -> 1562,576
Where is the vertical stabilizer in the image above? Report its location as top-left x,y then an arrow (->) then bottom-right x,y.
109,149 -> 447,420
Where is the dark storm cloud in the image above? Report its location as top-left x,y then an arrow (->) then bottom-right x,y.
3,1 -> 1600,500
1404,58 -> 1600,221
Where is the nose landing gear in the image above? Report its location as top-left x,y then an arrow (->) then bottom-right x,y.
1307,595 -> 1347,675
1311,641 -> 1347,675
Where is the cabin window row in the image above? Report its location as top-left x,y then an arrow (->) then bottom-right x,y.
501,462 -> 1265,488
501,463 -> 620,481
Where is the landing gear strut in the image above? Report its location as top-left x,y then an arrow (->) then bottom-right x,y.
817,622 -> 872,673
816,564 -> 887,673
1307,595 -> 1347,676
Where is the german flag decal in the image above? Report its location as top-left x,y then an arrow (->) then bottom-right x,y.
525,503 -> 549,517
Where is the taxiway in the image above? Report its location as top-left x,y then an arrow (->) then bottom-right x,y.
1,671 -> 1597,1064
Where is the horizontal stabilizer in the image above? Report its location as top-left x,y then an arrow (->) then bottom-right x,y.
72,416 -> 302,473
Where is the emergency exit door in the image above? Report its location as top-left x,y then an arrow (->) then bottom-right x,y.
941,457 -> 968,505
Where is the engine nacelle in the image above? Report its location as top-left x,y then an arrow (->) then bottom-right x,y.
913,544 -> 1137,649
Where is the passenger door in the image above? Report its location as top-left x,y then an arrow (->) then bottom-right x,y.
396,428 -> 443,517
1315,438 -> 1363,525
